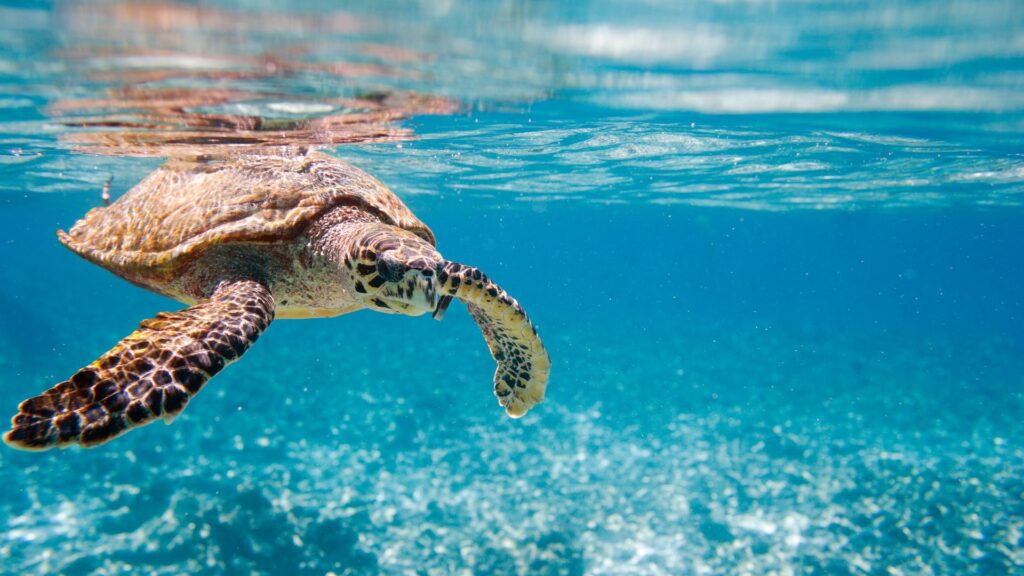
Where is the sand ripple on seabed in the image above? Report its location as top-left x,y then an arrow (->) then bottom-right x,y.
1,327 -> 1022,574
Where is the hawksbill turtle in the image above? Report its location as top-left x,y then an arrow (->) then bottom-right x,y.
4,152 -> 550,450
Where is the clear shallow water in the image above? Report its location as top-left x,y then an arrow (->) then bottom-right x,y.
1,1 -> 1023,575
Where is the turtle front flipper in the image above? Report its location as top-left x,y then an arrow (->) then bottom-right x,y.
436,262 -> 550,418
4,279 -> 274,450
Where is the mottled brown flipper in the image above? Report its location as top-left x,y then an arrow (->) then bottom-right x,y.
4,279 -> 274,450
436,262 -> 550,418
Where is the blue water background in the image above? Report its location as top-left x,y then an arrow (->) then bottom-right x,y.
1,1 -> 1023,574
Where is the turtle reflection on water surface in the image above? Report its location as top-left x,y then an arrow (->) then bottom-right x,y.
4,152 -> 550,450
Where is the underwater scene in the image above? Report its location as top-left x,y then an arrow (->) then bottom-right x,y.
1,1 -> 1023,574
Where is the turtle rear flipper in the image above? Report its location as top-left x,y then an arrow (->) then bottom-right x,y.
4,279 -> 274,450
437,262 -> 550,418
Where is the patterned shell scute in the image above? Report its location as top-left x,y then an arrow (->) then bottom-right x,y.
59,152 -> 433,275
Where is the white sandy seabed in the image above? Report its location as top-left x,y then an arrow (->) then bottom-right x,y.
0,321 -> 1021,575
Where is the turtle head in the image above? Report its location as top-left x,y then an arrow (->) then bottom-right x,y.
346,226 -> 443,316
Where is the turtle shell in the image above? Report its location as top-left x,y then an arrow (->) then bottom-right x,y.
59,152 -> 434,283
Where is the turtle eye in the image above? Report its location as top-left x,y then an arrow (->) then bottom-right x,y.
376,253 -> 405,282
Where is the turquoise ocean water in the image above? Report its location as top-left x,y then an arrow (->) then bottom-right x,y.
1,1 -> 1023,574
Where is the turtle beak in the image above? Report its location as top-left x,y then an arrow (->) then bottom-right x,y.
433,295 -> 453,321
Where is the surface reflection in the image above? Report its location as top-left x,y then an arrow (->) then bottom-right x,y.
50,1 -> 458,157
0,0 -> 1021,206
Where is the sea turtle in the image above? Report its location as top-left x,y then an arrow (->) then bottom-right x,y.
4,152 -> 550,450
